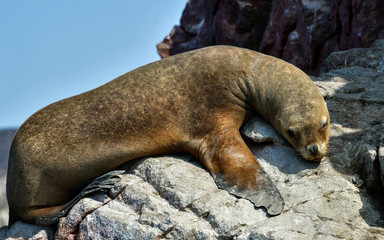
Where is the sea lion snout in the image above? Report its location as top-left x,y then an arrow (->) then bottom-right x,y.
298,141 -> 328,162
308,144 -> 318,156
306,143 -> 325,161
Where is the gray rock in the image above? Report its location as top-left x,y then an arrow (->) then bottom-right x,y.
53,138 -> 383,239
379,145 -> 384,186
55,192 -> 112,239
241,116 -> 289,146
0,128 -> 17,227
320,39 -> 384,73
315,41 -> 384,197
56,160 -> 219,239
0,129 -> 17,172
356,144 -> 382,191
0,221 -> 54,240
0,175 -> 7,229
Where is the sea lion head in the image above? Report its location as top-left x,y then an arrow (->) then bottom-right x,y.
244,50 -> 330,162
277,99 -> 330,162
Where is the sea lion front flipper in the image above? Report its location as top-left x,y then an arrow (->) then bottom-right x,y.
212,169 -> 284,215
198,129 -> 284,215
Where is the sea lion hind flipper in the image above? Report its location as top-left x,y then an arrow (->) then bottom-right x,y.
212,170 -> 284,216
81,169 -> 125,192
64,169 -> 125,208
32,170 -> 125,225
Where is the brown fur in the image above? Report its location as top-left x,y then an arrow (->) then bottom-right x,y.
7,46 -> 329,225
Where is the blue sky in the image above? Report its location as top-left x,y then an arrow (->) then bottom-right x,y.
0,1 -> 187,128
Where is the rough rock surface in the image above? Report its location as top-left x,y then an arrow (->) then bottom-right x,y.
2,41 -> 384,239
0,129 -> 17,173
157,0 -> 384,75
315,39 -> 384,201
0,129 -> 17,227
0,221 -> 54,240
54,151 -> 383,240
0,174 -> 7,228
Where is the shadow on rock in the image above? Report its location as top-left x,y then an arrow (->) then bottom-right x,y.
313,40 -> 384,227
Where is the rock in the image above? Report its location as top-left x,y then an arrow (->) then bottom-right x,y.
157,0 -> 273,58
320,39 -> 384,73
0,221 -> 54,240
379,146 -> 384,185
55,192 -> 112,239
241,116 -> 289,146
356,144 -> 382,191
330,0 -> 384,51
0,129 -> 17,173
0,175 -> 7,228
259,0 -> 333,75
0,128 -> 17,227
315,40 -> 384,206
51,143 -> 383,239
157,0 -> 384,75
352,174 -> 364,188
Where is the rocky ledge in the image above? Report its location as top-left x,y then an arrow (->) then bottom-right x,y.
2,41 -> 384,239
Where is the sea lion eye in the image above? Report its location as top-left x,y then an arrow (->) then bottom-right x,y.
320,121 -> 328,131
288,129 -> 296,138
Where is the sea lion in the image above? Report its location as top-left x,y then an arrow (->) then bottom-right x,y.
7,46 -> 330,225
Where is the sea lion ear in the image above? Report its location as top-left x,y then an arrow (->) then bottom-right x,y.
212,169 -> 284,216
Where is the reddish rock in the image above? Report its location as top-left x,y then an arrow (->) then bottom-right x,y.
157,0 -> 384,76
259,0 -> 333,74
330,0 -> 384,51
157,0 -> 216,58
157,0 -> 273,58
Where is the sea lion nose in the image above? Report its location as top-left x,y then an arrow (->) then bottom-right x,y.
308,145 -> 318,156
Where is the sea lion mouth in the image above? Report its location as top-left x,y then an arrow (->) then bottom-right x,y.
307,156 -> 323,162
297,144 -> 326,162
